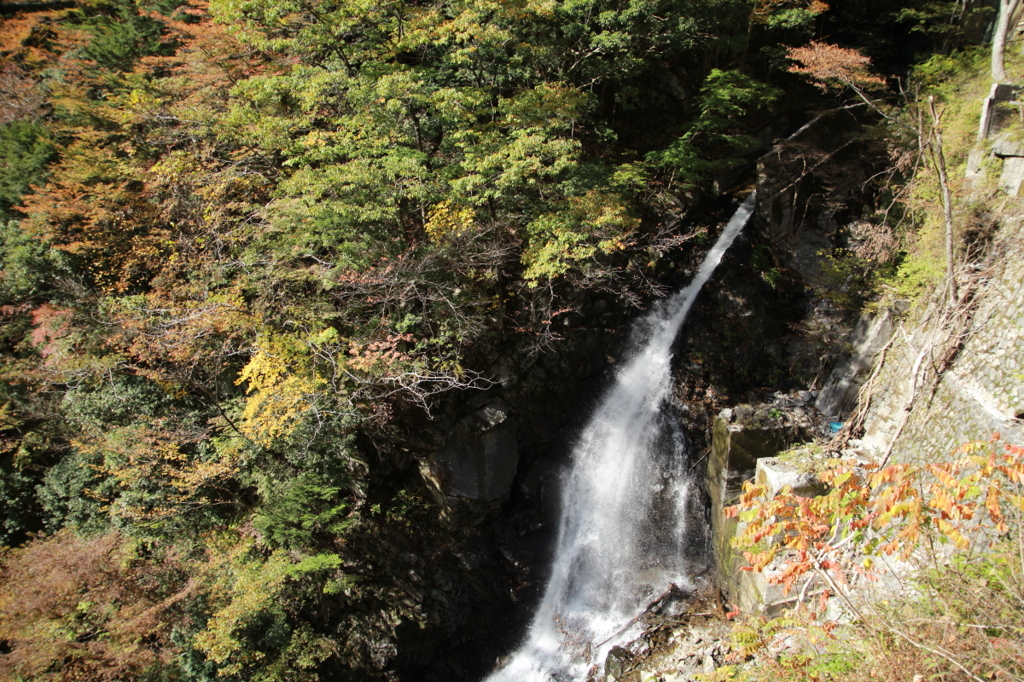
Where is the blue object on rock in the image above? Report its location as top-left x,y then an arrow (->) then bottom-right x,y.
829,421 -> 843,433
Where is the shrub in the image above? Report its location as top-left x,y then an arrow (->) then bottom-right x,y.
716,435 -> 1024,682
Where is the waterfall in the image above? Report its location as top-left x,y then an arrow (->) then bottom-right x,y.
487,192 -> 757,682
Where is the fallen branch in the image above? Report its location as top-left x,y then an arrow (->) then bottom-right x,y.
879,326 -> 935,467
828,333 -> 896,452
888,627 -> 988,682
595,584 -> 686,648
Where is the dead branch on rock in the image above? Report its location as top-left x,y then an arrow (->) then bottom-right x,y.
876,263 -> 987,466
595,584 -> 687,648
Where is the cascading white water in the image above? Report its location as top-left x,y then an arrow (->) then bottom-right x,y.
487,192 -> 757,682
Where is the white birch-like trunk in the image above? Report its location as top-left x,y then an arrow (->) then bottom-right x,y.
993,0 -> 1021,83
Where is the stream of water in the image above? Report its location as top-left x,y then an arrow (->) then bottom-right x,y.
486,192 -> 758,682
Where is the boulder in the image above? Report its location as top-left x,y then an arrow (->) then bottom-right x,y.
605,646 -> 633,680
431,399 -> 519,502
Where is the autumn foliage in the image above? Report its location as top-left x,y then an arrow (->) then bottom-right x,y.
0,531 -> 191,681
787,41 -> 888,93
729,435 -> 1024,593
724,436 -> 1024,682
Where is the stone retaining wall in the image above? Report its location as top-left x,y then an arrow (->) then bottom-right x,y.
861,215 -> 1024,462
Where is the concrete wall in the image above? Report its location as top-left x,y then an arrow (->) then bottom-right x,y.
706,405 -> 814,608
704,213 -> 1024,616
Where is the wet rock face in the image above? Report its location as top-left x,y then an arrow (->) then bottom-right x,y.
815,307 -> 897,419
756,109 -> 873,278
670,256 -> 801,413
430,399 -> 519,502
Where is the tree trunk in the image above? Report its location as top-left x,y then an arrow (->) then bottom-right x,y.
928,96 -> 957,307
993,0 -> 1021,83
